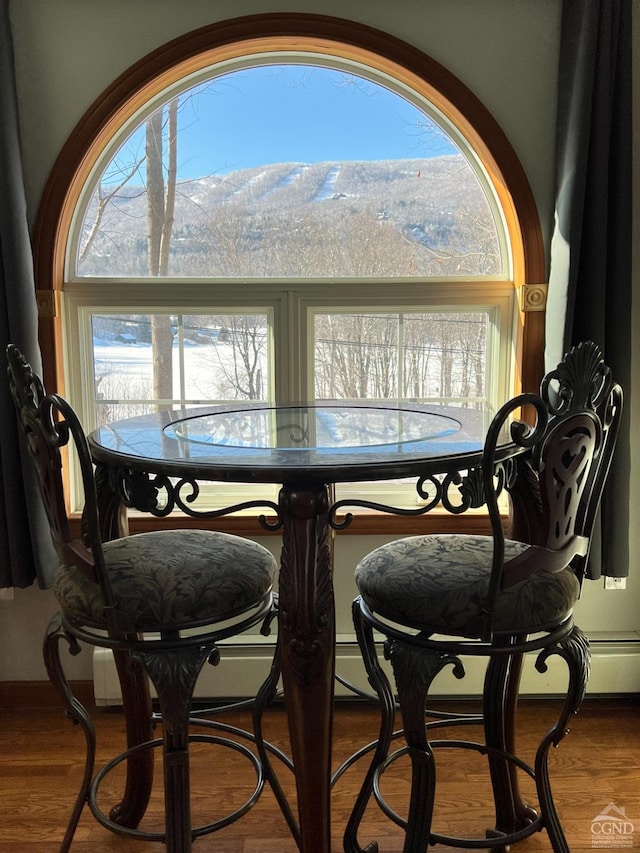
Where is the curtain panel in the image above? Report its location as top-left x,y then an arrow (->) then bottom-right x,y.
547,0 -> 632,577
0,0 -> 57,588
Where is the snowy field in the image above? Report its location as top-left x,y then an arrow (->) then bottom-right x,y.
93,337 -> 267,407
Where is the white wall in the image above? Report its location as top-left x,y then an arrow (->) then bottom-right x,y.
10,0 -> 562,238
3,0 -> 639,685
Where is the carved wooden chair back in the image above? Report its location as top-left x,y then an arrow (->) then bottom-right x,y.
507,341 -> 622,586
479,391 -> 598,640
6,344 -> 113,604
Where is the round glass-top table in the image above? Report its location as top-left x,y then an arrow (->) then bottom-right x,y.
89,401 -> 492,486
88,400 -> 503,853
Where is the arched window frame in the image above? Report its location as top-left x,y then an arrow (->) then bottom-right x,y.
33,14 -> 545,536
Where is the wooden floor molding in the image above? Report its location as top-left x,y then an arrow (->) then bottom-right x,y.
0,696 -> 638,851
0,679 -> 95,710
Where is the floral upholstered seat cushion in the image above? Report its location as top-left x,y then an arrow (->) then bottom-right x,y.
53,529 -> 277,632
355,533 -> 581,638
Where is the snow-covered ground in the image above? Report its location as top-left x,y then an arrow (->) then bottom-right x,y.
93,337 -> 266,406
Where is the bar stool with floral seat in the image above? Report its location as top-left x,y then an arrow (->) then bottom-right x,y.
6,343 -> 286,853
344,341 -> 623,853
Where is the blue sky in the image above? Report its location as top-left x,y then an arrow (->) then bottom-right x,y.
109,64 -> 458,182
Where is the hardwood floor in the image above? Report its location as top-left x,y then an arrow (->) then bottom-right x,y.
0,695 -> 638,851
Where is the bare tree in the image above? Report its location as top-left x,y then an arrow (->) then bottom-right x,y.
213,316 -> 266,400
145,100 -> 178,401
79,157 -> 144,263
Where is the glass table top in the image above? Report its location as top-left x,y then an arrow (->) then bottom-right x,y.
163,403 -> 461,450
89,401 -> 495,484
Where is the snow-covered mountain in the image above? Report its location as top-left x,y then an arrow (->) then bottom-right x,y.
79,155 -> 499,277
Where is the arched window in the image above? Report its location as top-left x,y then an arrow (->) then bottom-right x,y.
34,15 -> 544,523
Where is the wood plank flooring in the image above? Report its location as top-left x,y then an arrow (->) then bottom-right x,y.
0,696 -> 638,851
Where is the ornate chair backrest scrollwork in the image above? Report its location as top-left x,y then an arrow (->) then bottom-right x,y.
6,344 -> 116,614
540,341 -> 623,582
506,341 -> 622,585
480,386 -> 602,639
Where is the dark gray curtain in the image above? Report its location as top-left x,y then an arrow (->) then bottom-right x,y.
546,0 -> 631,577
0,0 -> 57,588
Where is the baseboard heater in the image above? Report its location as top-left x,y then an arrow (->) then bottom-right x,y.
93,633 -> 640,706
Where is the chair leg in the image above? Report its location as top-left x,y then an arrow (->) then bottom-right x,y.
42,614 -> 96,853
387,639 -> 464,853
534,626 -> 591,853
500,648 -> 527,816
483,641 -> 537,839
109,646 -> 155,829
344,599 -> 397,853
139,643 -> 215,853
253,637 -> 303,848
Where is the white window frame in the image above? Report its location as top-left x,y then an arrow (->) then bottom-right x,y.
62,277 -> 516,513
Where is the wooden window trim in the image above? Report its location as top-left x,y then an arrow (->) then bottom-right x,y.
32,13 -> 545,533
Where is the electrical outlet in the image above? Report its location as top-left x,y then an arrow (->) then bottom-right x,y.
604,576 -> 627,590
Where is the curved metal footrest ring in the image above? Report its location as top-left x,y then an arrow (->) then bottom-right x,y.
372,739 -> 542,850
89,732 -> 264,841
188,715 -> 295,774
189,713 -> 300,844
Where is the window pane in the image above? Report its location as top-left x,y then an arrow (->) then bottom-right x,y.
91,312 -> 270,426
181,314 -> 269,402
94,401 -> 161,429
401,312 -> 488,401
92,314 -> 159,406
76,64 -> 501,278
314,311 -> 489,403
315,313 -> 398,399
